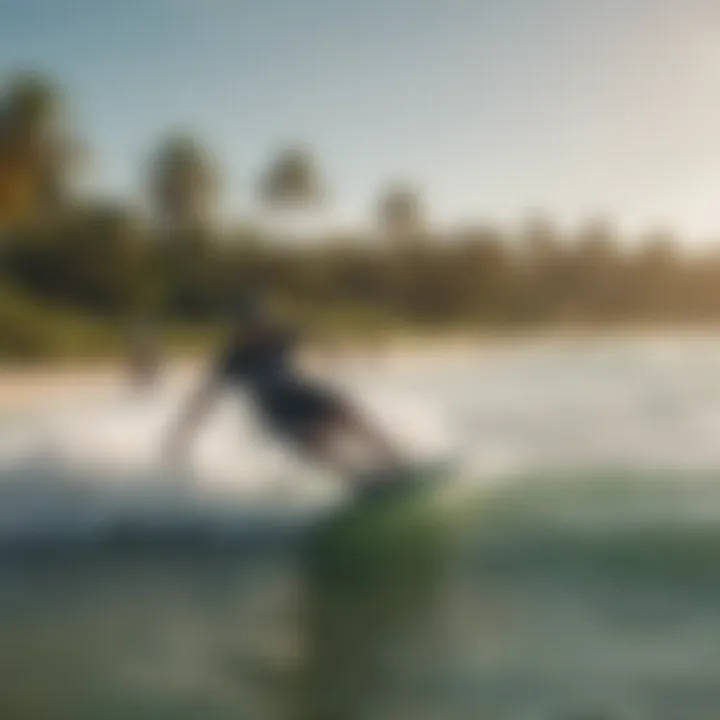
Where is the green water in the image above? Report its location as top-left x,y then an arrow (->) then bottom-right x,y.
3,472 -> 720,719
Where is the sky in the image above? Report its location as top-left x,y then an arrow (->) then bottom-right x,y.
2,0 -> 720,240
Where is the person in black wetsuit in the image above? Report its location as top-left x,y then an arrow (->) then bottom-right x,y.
165,298 -> 402,479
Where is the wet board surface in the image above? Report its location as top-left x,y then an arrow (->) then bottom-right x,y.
352,458 -> 456,504
306,460 -> 458,577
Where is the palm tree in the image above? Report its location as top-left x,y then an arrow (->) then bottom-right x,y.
514,214 -> 567,321
148,133 -> 219,236
376,184 -> 425,244
258,144 -> 323,208
256,144 -> 325,244
0,72 -> 79,225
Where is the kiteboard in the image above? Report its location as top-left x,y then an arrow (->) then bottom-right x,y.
306,459 -> 459,579
352,458 -> 456,503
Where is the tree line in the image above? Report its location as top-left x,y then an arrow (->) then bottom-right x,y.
0,72 -> 719,357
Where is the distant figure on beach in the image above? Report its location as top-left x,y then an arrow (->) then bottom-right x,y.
164,295 -> 402,480
127,319 -> 162,390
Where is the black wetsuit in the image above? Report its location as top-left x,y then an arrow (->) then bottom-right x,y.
214,330 -> 344,441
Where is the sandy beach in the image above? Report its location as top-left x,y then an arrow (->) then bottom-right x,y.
0,343 -> 469,413
0,337 -> 472,412
0,365 -> 123,412
1,326 -> 717,413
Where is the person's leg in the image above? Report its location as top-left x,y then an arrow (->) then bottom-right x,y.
333,403 -> 404,469
293,425 -> 358,478
272,384 -> 404,477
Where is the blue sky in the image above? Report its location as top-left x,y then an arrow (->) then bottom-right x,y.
2,0 -> 720,238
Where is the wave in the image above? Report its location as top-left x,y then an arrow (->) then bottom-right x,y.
460,470 -> 720,584
0,457 -> 341,558
3,457 -> 720,579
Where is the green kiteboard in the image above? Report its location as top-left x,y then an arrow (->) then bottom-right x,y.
306,460 -> 458,582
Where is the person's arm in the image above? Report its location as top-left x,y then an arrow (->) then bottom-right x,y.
164,373 -> 220,464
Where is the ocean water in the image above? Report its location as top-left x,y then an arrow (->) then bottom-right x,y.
3,336 -> 720,719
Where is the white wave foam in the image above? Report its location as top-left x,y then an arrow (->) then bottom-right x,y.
5,336 -> 720,545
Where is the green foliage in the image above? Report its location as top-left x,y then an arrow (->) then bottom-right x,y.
0,71 -> 78,225
257,144 -> 324,209
4,205 -> 148,317
377,183 -> 424,241
0,284 -> 115,361
148,133 -> 219,234
6,209 -> 720,362
2,71 -> 720,363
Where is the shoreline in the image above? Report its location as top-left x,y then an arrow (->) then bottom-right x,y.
1,326 -> 720,412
